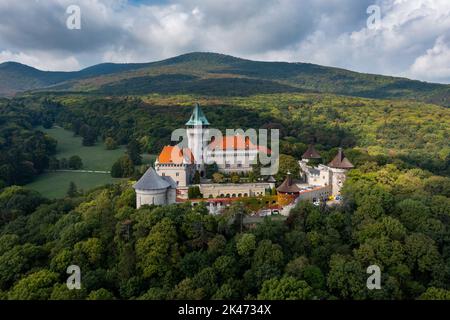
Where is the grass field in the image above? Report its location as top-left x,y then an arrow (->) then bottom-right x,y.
40,126 -> 126,171
25,126 -> 128,198
26,172 -> 124,199
25,126 -> 158,198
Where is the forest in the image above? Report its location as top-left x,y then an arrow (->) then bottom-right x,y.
34,92 -> 450,176
0,91 -> 448,300
0,161 -> 449,299
0,98 -> 57,186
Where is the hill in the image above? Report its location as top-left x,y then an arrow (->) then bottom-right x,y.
1,52 -> 449,106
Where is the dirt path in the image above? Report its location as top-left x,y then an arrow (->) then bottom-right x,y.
46,169 -> 111,174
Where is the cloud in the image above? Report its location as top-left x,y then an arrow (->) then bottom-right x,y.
409,36 -> 450,83
0,0 -> 448,83
0,50 -> 80,71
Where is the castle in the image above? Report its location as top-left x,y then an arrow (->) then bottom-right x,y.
275,145 -> 354,212
134,103 -> 354,213
299,144 -> 354,197
134,167 -> 177,209
154,103 -> 267,187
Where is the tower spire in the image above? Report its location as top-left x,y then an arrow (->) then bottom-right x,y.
186,103 -> 210,126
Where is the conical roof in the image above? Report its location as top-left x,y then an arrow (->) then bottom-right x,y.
186,103 -> 210,126
328,148 -> 354,169
133,167 -> 171,190
277,172 -> 300,193
302,144 -> 321,159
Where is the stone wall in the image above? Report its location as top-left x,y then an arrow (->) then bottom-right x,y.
155,164 -> 192,187
135,188 -> 170,208
199,182 -> 275,198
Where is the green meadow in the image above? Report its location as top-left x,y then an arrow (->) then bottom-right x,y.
39,126 -> 126,171
25,171 -> 123,199
26,126 -> 127,198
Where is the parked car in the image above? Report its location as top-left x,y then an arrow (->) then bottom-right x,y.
259,210 -> 272,217
313,200 -> 320,206
335,195 -> 343,201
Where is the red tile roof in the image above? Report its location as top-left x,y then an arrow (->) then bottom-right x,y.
302,144 -> 321,159
209,135 -> 271,154
277,174 -> 301,193
158,145 -> 194,164
328,148 -> 354,169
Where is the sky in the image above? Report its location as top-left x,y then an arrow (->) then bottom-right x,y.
0,0 -> 449,83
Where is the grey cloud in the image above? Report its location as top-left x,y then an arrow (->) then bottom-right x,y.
0,0 -> 449,83
0,0 -> 129,53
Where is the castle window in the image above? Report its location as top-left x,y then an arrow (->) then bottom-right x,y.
176,173 -> 179,177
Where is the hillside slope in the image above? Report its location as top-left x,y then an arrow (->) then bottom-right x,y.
1,52 -> 449,105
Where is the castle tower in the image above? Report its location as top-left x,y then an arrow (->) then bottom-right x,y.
186,103 -> 210,177
328,148 -> 354,196
299,144 -> 322,183
301,144 -> 322,163
133,167 -> 177,208
276,171 -> 301,206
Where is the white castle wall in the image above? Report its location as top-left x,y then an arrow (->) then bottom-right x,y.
199,182 -> 275,198
135,188 -> 173,208
299,160 -> 348,197
155,163 -> 192,187
330,168 -> 348,197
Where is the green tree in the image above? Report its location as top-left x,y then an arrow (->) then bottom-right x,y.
126,139 -> 142,165
419,287 -> 450,300
67,181 -> 79,198
135,218 -> 180,279
193,171 -> 201,184
68,155 -> 83,170
327,255 -> 367,299
50,283 -> 87,300
236,233 -> 256,257
205,163 -> 219,179
188,186 -> 202,199
81,125 -> 97,146
105,137 -> 118,150
250,240 -> 284,288
8,270 -> 59,300
213,256 -> 237,280
111,155 -> 135,178
170,278 -> 204,300
48,157 -> 60,170
258,276 -> 313,300
275,154 -> 300,181
87,288 -> 115,300
212,172 -> 225,184
60,158 -> 68,169
231,174 -> 240,184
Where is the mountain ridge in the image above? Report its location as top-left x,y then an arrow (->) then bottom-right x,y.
1,52 -> 449,106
